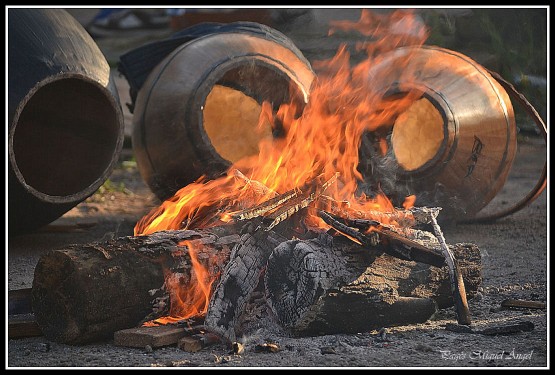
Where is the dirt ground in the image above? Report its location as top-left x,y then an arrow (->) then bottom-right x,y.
7,8 -> 548,369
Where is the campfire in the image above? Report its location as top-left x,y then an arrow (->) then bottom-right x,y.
131,9 -> 473,334
31,10 -> 485,347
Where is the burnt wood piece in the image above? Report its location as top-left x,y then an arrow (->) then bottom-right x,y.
178,333 -> 221,352
445,321 -> 534,335
204,227 -> 286,343
262,175 -> 338,232
318,211 -> 445,267
315,195 -> 418,227
372,226 -> 445,267
232,187 -> 300,221
318,210 -> 379,246
265,235 -> 481,336
32,228 -> 238,344
429,212 -> 471,325
501,299 -> 547,310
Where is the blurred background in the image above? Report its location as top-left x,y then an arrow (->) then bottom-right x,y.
65,7 -> 547,136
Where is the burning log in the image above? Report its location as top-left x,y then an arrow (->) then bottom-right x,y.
318,210 -> 445,267
204,226 -> 287,343
32,228 -> 239,344
319,208 -> 472,325
264,234 -> 481,336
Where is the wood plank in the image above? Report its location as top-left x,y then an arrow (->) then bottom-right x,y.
113,325 -> 187,348
9,288 -> 33,315
9,313 -> 43,339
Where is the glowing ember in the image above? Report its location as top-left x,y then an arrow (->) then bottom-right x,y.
135,9 -> 429,321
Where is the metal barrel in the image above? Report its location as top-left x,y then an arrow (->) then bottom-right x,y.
130,23 -> 315,200
360,46 -> 517,220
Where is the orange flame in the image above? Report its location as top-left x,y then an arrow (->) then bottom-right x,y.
135,9 -> 429,321
145,240 -> 219,325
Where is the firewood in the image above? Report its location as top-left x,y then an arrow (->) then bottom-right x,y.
232,187 -> 300,221
265,234 -> 481,336
204,228 -> 286,343
32,228 -> 239,344
372,226 -> 445,267
316,195 -> 417,227
178,333 -> 221,352
318,210 -> 445,267
261,194 -> 310,231
428,210 -> 471,325
262,174 -> 338,231
500,299 -> 546,310
320,208 -> 471,325
232,173 -> 338,227
113,325 -> 187,348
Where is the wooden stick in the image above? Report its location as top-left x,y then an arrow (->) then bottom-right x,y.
446,321 -> 534,335
319,211 -> 444,267
232,187 -> 300,221
429,211 -> 472,325
262,174 -> 339,231
501,299 -> 546,310
316,195 -> 417,227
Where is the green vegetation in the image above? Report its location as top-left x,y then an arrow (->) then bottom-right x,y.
422,8 -> 547,133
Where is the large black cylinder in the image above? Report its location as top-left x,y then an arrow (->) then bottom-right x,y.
8,9 -> 124,233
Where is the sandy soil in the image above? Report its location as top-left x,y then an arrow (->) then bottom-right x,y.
7,8 -> 548,369
7,137 -> 547,368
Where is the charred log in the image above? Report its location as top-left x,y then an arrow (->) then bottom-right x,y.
204,226 -> 286,343
264,234 -> 481,336
32,228 -> 238,344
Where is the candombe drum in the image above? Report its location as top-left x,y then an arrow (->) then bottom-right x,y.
361,45 -> 520,221
8,9 -> 124,233
129,22 -> 315,200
